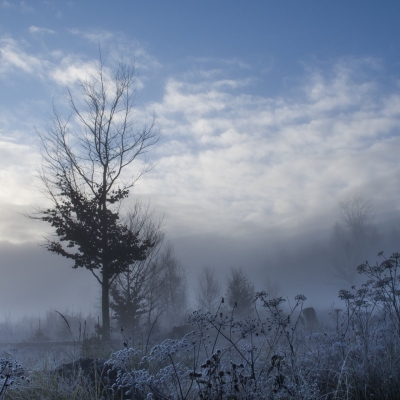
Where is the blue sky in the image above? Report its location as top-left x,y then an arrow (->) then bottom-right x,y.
1,1 -> 400,315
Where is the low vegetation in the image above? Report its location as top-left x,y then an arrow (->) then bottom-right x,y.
2,252 -> 400,399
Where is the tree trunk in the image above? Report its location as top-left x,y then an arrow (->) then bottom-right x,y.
102,270 -> 111,342
101,183 -> 111,342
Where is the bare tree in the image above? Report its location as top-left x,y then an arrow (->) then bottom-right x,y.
330,222 -> 358,284
35,59 -> 160,341
110,201 -> 165,334
196,266 -> 222,314
264,275 -> 281,300
330,195 -> 379,285
158,244 -> 188,329
340,195 -> 376,250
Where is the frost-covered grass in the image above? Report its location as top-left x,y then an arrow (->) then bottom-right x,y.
3,252 -> 400,399
106,293 -> 400,400
2,303 -> 400,399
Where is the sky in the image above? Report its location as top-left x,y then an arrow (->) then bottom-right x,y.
1,1 -> 400,318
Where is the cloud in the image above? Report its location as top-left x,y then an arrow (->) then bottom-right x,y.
132,58 -> 400,242
29,26 -> 55,35
49,55 -> 99,85
0,138 -> 42,205
0,36 -> 117,88
188,56 -> 253,71
0,38 -> 46,75
20,0 -> 33,13
0,30 -> 160,90
0,35 -> 99,85
69,28 -> 115,44
1,1 -> 15,8
0,33 -> 399,253
69,28 -> 162,71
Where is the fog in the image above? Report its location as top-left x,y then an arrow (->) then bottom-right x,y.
1,201 -> 399,323
0,241 -> 98,320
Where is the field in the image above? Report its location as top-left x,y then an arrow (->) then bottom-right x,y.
2,254 -> 400,399
0,302 -> 399,399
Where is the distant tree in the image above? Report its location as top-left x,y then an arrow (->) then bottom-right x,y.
35,59 -> 160,341
158,244 -> 188,328
196,266 -> 222,314
110,201 -> 165,334
339,195 -> 376,249
330,195 -> 379,285
226,267 -> 255,315
264,275 -> 281,300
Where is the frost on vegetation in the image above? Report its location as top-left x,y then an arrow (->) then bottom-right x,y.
0,356 -> 28,399
102,253 -> 400,399
105,293 -> 326,399
4,251 -> 400,398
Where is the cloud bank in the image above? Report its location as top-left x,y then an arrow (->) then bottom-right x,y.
1,32 -> 400,309
1,33 -> 399,246
135,58 -> 400,245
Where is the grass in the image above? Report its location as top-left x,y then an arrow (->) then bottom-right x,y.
2,305 -> 400,399
3,253 -> 400,399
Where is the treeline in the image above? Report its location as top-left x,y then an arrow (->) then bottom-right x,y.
108,202 -> 259,336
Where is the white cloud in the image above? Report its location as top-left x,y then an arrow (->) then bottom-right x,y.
0,38 -> 46,75
0,31 -> 160,91
133,58 -> 400,240
0,33 -> 398,246
49,55 -> 99,85
20,0 -> 33,13
0,35 -> 116,88
188,56 -> 253,70
69,28 -> 162,71
1,1 -> 15,8
29,26 -> 55,35
0,31 -> 165,120
0,138 -> 42,206
69,28 -> 114,43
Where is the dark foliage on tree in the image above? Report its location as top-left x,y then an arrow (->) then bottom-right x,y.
110,275 -> 147,333
35,59 -> 160,341
42,180 -> 150,275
